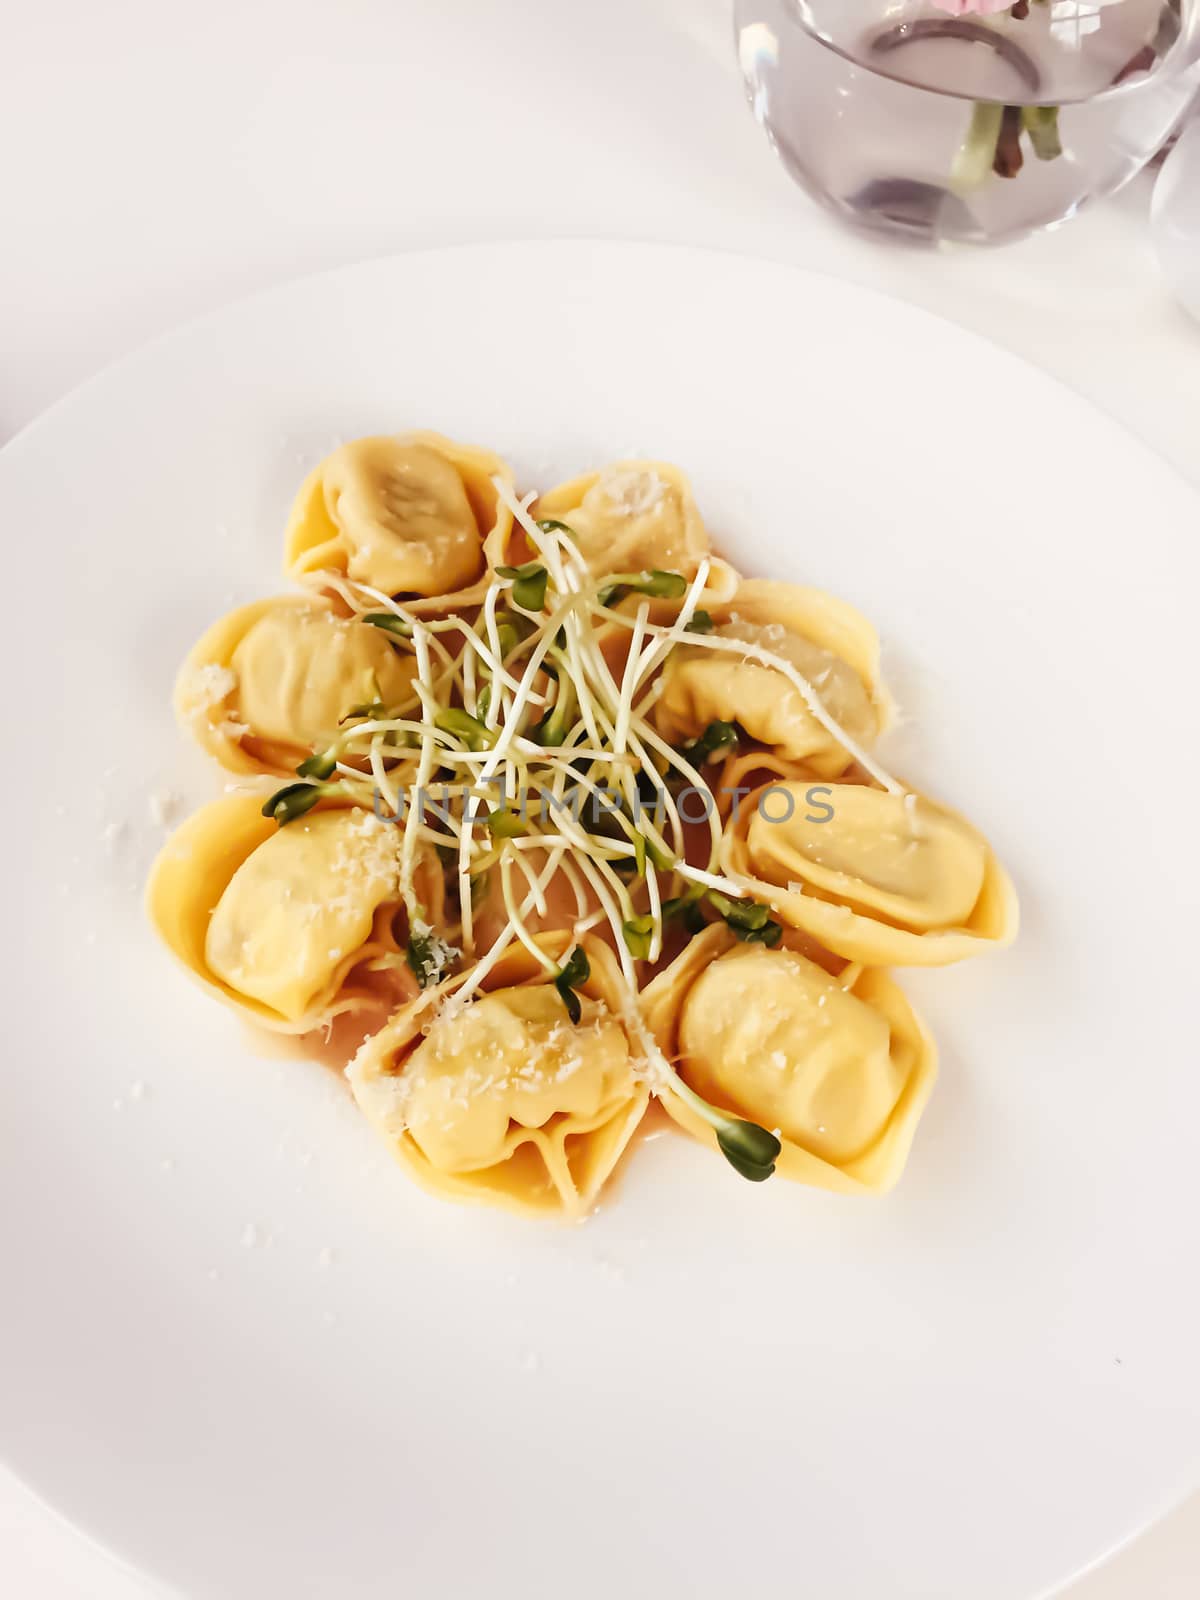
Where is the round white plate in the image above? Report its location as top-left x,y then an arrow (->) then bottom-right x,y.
2,243 -> 1197,1600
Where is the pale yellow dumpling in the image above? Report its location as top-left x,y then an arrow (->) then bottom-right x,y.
348,938 -> 650,1217
394,988 -> 634,1174
726,781 -> 1018,966
229,606 -> 416,748
658,618 -> 878,774
533,460 -> 709,579
206,810 -> 400,1022
644,933 -> 936,1194
655,580 -> 886,778
679,945 -> 904,1166
175,596 -> 419,778
285,432 -> 513,601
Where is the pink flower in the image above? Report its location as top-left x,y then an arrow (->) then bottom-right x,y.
928,0 -> 1014,13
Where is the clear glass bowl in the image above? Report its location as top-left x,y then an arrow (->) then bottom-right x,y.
735,0 -> 1200,245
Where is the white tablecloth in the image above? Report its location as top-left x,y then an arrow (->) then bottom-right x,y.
3,2 -> 1196,1594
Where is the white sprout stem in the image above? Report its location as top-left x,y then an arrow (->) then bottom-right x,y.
461,634 -> 479,718
401,622 -> 441,905
368,733 -> 397,816
612,600 -> 650,755
623,557 -> 711,696
446,926 -> 517,1012
499,853 -> 560,974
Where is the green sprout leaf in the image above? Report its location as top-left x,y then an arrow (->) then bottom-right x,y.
715,1119 -> 782,1182
597,569 -> 688,608
340,697 -> 387,724
683,720 -> 739,767
685,609 -> 714,634
662,884 -> 707,934
554,944 -> 590,1024
532,674 -> 576,747
622,914 -> 655,960
476,683 -> 492,722
668,1071 -> 781,1183
434,708 -> 496,752
362,612 -> 414,640
644,835 -> 676,872
485,806 -> 527,839
707,890 -> 782,946
406,929 -> 446,989
496,561 -> 549,612
262,782 -> 323,826
632,831 -> 647,877
537,518 -> 577,539
297,748 -> 338,780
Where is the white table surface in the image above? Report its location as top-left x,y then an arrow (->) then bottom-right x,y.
2,2 -> 1197,1595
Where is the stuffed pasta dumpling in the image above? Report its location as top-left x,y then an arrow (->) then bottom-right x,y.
175,595 -> 419,777
284,431 -> 514,611
533,460 -> 717,584
655,579 -> 888,778
146,794 -> 436,1032
348,937 -> 648,1217
723,780 -> 1018,966
642,928 -> 935,1194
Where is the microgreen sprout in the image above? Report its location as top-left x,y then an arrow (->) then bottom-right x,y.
715,1120 -> 782,1182
434,708 -> 496,752
532,670 -> 576,747
667,1074 -> 781,1182
261,780 -> 342,826
682,719 -> 739,767
661,883 -> 707,933
685,609 -> 714,634
707,890 -> 782,946
496,561 -> 549,612
554,945 -> 590,1024
406,922 -> 457,989
297,747 -> 339,781
362,612 -> 414,640
622,915 -> 655,960
596,569 -> 688,608
536,518 -> 576,539
485,806 -> 527,839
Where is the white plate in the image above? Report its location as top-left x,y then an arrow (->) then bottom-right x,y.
2,242 -> 1197,1600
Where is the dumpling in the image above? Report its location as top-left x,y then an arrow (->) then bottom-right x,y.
175,595 -> 420,777
533,460 -> 724,587
655,579 -> 888,777
348,937 -> 648,1217
146,794 -> 431,1032
642,928 -> 936,1194
284,431 -> 514,610
723,780 -> 1018,965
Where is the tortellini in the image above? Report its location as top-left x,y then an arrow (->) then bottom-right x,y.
149,433 -> 1018,1222
722,780 -> 1018,965
655,579 -> 888,777
348,938 -> 648,1217
534,460 -> 720,586
284,431 -> 515,609
643,929 -> 936,1194
175,595 -> 419,777
146,795 -> 430,1032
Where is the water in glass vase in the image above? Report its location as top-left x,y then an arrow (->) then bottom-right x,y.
735,0 -> 1199,244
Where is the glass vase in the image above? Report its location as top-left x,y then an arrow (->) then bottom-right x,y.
735,0 -> 1200,244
